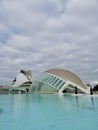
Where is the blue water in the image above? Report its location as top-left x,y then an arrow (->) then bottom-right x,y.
0,94 -> 98,130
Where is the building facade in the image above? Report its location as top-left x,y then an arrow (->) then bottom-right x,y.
30,68 -> 90,94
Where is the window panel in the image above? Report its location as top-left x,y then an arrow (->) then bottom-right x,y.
48,76 -> 56,84
35,73 -> 65,91
52,78 -> 59,86
54,79 -> 61,88
44,75 -> 51,82
45,75 -> 52,83
42,75 -> 49,82
58,82 -> 65,89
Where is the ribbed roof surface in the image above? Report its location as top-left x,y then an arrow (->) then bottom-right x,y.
44,68 -> 87,89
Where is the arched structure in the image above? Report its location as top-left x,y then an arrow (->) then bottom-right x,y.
30,68 -> 90,94
9,70 -> 32,93
12,70 -> 32,87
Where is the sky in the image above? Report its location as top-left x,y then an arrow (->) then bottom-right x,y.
0,0 -> 98,86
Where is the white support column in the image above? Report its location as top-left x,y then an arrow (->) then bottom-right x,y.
59,82 -> 69,94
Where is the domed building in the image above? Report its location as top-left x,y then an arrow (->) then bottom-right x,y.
30,68 -> 90,94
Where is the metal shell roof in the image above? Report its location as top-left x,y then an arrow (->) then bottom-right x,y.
44,68 -> 87,89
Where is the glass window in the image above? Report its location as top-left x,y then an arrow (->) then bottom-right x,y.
30,81 -> 58,93
58,82 -> 65,89
49,76 -> 56,84
56,80 -> 62,88
43,75 -> 50,82
52,78 -> 59,86
54,79 -> 61,88
42,75 -> 49,82
45,75 -> 52,83
47,76 -> 54,84
35,73 -> 65,91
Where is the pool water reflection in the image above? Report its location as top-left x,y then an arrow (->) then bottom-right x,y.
0,94 -> 98,130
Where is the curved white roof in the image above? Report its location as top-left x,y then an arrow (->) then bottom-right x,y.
44,68 -> 87,90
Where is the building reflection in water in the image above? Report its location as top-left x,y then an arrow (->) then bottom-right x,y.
75,95 -> 95,111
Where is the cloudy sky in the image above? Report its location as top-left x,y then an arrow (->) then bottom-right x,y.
0,0 -> 98,86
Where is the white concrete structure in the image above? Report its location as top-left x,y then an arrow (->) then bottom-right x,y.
30,68 -> 90,94
9,70 -> 32,93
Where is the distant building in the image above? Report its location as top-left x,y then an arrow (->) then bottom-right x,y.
9,70 -> 32,93
12,70 -> 32,87
30,68 -> 90,94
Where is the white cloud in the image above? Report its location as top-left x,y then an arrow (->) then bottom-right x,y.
0,0 -> 98,85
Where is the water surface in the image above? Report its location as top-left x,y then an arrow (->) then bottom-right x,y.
0,94 -> 98,130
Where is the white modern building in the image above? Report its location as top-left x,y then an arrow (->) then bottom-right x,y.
30,68 -> 90,94
10,70 -> 32,92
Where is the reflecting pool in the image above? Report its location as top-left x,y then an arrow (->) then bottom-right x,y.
0,94 -> 98,130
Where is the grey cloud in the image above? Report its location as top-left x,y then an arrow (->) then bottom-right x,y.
0,0 -> 98,85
